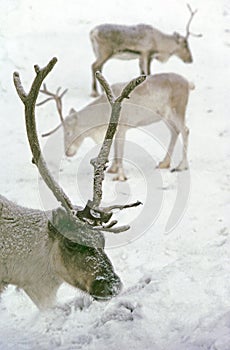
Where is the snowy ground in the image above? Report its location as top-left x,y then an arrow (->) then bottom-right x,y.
0,0 -> 230,349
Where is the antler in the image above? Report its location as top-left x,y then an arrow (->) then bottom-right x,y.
185,4 -> 202,39
37,84 -> 67,123
13,58 -> 144,234
37,84 -> 68,137
76,72 -> 145,232
13,58 -> 74,214
91,71 -> 146,208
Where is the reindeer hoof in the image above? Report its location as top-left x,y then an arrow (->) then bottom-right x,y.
90,91 -> 99,98
156,161 -> 170,169
171,168 -> 179,173
171,161 -> 189,172
107,166 -> 118,174
171,166 -> 188,173
112,175 -> 127,181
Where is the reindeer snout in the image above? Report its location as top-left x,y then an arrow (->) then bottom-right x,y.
185,53 -> 193,63
65,147 -> 77,157
91,274 -> 122,301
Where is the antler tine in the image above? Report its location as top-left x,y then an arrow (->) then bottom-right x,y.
40,86 -> 57,97
40,83 -> 55,97
186,3 -> 202,39
42,123 -> 63,137
56,86 -> 61,94
60,88 -> 68,99
36,97 -> 54,106
38,84 -> 67,124
39,86 -> 68,136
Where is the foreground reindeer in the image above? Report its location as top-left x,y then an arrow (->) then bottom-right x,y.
90,5 -> 200,96
42,73 -> 194,181
0,197 -> 119,309
0,58 -> 143,309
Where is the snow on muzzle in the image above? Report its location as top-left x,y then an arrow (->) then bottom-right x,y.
90,274 -> 122,301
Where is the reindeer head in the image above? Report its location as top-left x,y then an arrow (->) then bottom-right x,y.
38,87 -> 86,157
50,207 -> 122,300
62,109 -> 85,157
172,4 -> 201,64
173,32 -> 193,63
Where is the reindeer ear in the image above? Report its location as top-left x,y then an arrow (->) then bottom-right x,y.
51,207 -> 69,227
69,108 -> 77,115
173,32 -> 181,42
50,207 -> 105,248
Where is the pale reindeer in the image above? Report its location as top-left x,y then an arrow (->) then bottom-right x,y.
90,4 -> 200,96
1,58 -> 144,310
42,72 -> 195,181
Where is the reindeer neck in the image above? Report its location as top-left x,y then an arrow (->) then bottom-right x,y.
155,31 -> 178,53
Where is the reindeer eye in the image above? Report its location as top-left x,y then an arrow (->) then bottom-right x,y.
63,238 -> 91,253
63,238 -> 78,250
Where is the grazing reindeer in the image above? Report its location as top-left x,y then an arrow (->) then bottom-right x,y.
0,197 -> 121,309
1,58 -> 145,310
90,5 -> 200,96
42,72 -> 195,181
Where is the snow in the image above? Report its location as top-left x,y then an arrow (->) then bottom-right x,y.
0,0 -> 230,349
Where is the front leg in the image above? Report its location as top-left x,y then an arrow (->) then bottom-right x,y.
157,125 -> 179,169
107,161 -> 119,174
139,52 -> 151,75
112,166 -> 127,182
107,129 -> 127,181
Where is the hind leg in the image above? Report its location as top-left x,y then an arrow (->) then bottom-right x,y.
172,125 -> 189,171
157,124 -> 179,169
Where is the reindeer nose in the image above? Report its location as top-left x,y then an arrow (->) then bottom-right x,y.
186,55 -> 193,63
65,147 -> 76,157
91,274 -> 122,301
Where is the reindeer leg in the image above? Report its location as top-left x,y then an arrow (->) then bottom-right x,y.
107,129 -> 127,181
91,60 -> 101,97
107,160 -> 119,174
91,54 -> 112,97
157,123 -> 179,169
107,136 -> 123,174
146,54 -> 152,75
172,125 -> 189,172
139,52 -> 151,75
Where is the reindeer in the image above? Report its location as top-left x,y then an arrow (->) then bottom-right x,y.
42,72 -> 195,181
0,197 -> 122,309
0,58 -> 143,310
90,4 -> 200,96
